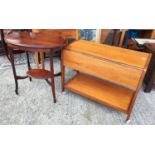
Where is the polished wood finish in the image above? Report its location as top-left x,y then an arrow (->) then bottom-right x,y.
66,40 -> 149,68
40,52 -> 45,69
35,52 -> 39,68
127,39 -> 155,92
8,47 -> 19,95
62,40 -> 151,120
27,69 -> 51,79
49,51 -> 56,103
32,29 -> 79,68
5,32 -> 64,49
26,51 -> 32,81
1,30 -> 33,80
65,74 -> 133,112
62,49 -> 143,91
5,31 -> 65,102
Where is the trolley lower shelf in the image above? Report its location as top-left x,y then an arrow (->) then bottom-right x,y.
65,74 -> 134,112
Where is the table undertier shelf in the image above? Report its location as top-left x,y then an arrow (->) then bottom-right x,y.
65,74 -> 134,112
27,69 -> 52,79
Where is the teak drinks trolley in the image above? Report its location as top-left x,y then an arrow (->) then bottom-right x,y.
61,40 -> 151,121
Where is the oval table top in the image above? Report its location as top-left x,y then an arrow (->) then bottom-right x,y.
5,31 -> 65,49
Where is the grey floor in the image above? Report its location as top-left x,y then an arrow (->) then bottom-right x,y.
0,58 -> 155,125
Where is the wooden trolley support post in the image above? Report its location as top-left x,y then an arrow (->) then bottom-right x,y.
61,40 -> 151,121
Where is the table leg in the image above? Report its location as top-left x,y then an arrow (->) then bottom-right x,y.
40,52 -> 45,69
54,50 -> 61,77
50,51 -> 56,103
53,48 -> 65,77
61,65 -> 65,92
9,48 -> 18,95
35,52 -> 39,68
26,51 -> 32,82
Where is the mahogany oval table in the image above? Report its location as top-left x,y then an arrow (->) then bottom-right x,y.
5,31 -> 65,103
